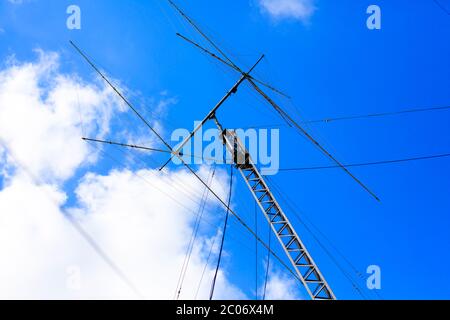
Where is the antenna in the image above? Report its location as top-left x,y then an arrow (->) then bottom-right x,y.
158,54 -> 266,171
70,41 -> 303,293
70,1 -> 383,300
176,32 -> 291,98
165,0 -> 380,201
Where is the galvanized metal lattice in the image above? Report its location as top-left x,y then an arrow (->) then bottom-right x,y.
220,128 -> 335,300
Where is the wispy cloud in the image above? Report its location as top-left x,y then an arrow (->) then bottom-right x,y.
258,0 -> 316,22
0,50 -> 245,299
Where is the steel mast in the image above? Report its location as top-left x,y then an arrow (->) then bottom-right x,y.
212,116 -> 335,300
71,1 -> 382,300
161,0 -> 380,299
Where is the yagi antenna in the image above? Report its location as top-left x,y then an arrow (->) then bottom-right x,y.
70,41 -> 300,288
166,0 -> 380,201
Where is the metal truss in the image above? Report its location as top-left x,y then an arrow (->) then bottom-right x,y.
217,124 -> 336,300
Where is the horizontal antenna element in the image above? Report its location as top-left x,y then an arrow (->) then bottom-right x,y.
167,1 -> 379,201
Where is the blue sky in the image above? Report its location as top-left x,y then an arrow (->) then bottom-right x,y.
1,0 -> 450,299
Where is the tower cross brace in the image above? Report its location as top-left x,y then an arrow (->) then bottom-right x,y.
213,115 -> 335,300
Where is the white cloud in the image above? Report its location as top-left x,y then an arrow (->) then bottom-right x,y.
0,50 -> 119,183
263,270 -> 303,300
0,50 -> 247,299
70,167 -> 243,299
0,165 -> 244,299
0,49 -> 299,300
258,0 -> 316,22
